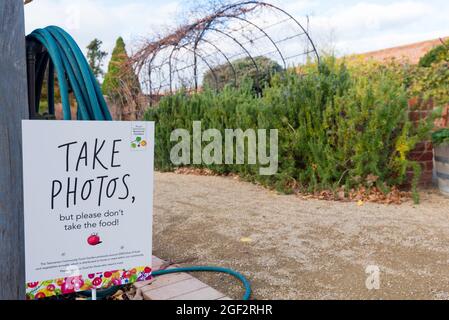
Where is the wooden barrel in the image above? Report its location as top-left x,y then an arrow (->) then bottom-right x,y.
434,145 -> 449,195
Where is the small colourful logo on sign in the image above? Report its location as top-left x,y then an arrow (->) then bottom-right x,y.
131,124 -> 148,150
131,136 -> 147,149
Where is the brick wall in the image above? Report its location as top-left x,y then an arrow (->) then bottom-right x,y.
407,97 -> 434,187
407,98 -> 449,187
356,37 -> 449,64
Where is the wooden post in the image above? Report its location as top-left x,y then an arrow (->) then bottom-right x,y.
0,0 -> 28,299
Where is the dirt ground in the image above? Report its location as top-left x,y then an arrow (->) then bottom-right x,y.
152,172 -> 449,300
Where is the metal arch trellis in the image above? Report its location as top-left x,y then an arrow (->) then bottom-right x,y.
131,1 -> 319,104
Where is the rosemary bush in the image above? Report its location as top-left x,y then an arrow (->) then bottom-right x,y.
145,58 -> 431,200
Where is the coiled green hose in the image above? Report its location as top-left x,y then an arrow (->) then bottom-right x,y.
27,26 -> 112,120
152,266 -> 252,300
81,266 -> 251,300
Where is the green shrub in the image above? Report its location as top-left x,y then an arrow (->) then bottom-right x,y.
407,60 -> 449,107
345,56 -> 449,108
432,128 -> 449,146
419,40 -> 449,67
103,37 -> 141,102
145,57 -> 431,201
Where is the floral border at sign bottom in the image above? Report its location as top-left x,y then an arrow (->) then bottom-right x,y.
26,266 -> 152,300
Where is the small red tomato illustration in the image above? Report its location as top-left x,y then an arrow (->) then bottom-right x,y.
104,271 -> 112,278
92,277 -> 102,287
27,281 -> 39,288
87,233 -> 102,246
88,273 -> 95,279
46,284 -> 55,292
144,267 -> 151,274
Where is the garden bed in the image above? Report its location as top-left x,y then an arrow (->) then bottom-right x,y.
173,167 -> 413,204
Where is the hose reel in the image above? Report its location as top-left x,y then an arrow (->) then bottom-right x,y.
26,26 -> 112,121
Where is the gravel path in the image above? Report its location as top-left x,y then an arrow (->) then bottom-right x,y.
153,172 -> 449,300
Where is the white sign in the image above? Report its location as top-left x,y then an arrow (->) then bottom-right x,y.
22,120 -> 154,299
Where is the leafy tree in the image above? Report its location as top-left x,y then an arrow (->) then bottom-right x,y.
86,38 -> 107,80
203,56 -> 283,92
102,37 -> 142,119
419,39 -> 449,67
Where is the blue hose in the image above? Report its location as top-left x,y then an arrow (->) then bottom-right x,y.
27,26 -> 112,120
